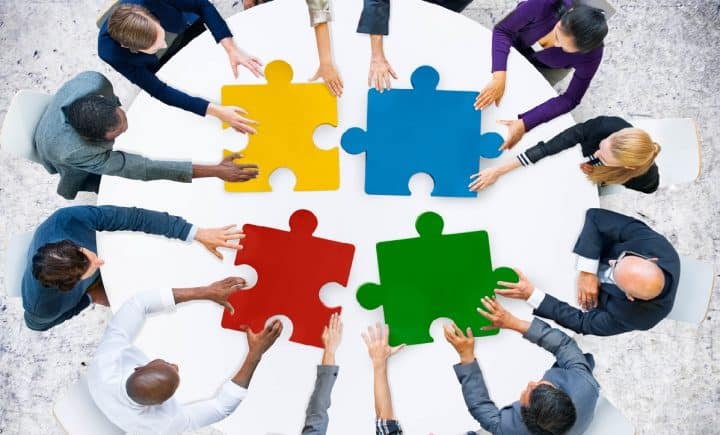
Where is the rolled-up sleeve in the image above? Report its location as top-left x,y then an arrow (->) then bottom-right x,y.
357,0 -> 390,35
307,0 -> 332,26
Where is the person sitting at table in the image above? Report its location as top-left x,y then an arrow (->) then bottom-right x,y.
475,1 -> 608,151
22,205 -> 244,331
307,0 -> 343,97
356,0 -> 473,92
99,0 -> 263,133
469,116 -> 661,194
301,313 -> 342,434
495,208 -> 681,336
362,323 -> 406,435
87,278 -> 283,434
34,71 -> 259,200
444,297 -> 599,435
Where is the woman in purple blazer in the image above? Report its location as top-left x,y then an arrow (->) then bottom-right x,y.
476,1 -> 608,151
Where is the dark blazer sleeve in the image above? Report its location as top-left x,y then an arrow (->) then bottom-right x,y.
102,57 -> 210,116
523,318 -> 595,371
533,293 -> 633,336
453,361 -> 504,433
79,206 -> 193,240
357,0 -> 390,35
523,117 -> 597,164
167,0 -> 232,42
573,208 -> 658,260
623,163 -> 660,193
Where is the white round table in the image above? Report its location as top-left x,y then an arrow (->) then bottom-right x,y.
97,0 -> 599,433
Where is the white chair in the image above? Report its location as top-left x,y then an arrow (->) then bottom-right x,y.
584,394 -> 635,435
53,373 -> 125,435
667,256 -> 715,324
599,118 -> 701,195
3,232 -> 34,298
0,90 -> 52,164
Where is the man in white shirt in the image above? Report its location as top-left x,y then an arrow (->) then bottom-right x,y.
87,276 -> 283,434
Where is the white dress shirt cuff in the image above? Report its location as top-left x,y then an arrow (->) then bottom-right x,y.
527,288 -> 546,309
220,380 -> 248,402
576,256 -> 599,274
156,287 -> 177,312
184,225 -> 198,243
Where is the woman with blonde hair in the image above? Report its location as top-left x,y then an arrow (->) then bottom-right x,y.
469,116 -> 661,194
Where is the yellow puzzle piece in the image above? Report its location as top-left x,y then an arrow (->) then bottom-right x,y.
222,60 -> 339,192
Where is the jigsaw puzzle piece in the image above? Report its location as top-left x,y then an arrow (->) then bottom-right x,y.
356,212 -> 518,345
341,65 -> 504,198
222,60 -> 339,192
221,210 -> 356,348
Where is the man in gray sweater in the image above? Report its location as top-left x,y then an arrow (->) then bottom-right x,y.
34,71 -> 258,199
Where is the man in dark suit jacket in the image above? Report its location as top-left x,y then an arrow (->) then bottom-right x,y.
497,208 -> 681,336
445,297 -> 599,434
98,0 -> 263,132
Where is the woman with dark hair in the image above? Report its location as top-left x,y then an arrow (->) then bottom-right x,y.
475,0 -> 608,151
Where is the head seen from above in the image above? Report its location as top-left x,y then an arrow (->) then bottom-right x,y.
126,359 -> 180,406
66,95 -> 127,141
589,128 -> 661,185
32,240 -> 104,291
520,381 -> 577,435
555,5 -> 608,54
108,4 -> 167,54
610,252 -> 665,301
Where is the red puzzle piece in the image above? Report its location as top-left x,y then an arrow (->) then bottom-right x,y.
221,209 -> 356,348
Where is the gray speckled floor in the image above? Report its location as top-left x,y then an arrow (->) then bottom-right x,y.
1,1 -> 718,434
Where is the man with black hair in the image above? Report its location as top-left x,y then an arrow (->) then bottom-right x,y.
34,71 -> 259,200
444,297 -> 599,435
22,205 -> 246,331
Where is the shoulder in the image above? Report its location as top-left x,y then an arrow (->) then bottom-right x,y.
584,115 -> 632,132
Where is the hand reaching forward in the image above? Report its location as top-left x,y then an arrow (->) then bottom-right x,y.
311,63 -> 344,97
246,319 -> 283,358
443,323 -> 475,364
217,153 -> 259,182
498,119 -> 526,151
476,296 -> 521,331
208,104 -> 258,134
469,166 -> 503,192
195,225 -> 245,260
322,313 -> 344,354
474,71 -> 507,110
494,268 -> 534,300
362,323 -> 405,367
204,276 -> 248,314
368,56 -> 398,93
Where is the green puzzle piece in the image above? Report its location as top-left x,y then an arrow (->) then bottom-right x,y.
357,211 -> 518,346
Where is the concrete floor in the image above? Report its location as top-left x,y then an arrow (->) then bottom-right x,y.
0,1 -> 718,434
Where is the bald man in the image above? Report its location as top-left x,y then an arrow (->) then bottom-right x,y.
87,277 -> 283,434
497,208 -> 680,336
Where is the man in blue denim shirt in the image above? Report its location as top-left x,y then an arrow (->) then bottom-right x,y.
22,205 -> 244,331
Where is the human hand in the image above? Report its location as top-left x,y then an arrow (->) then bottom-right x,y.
217,153 -> 259,182
208,104 -> 258,134
469,166 -> 503,191
245,319 -> 283,358
474,72 -> 506,110
311,63 -> 344,97
362,323 -> 405,367
321,313 -> 343,365
368,56 -> 398,93
220,37 -> 263,78
580,162 -> 593,175
476,296 -> 521,331
442,322 -> 475,364
194,225 -> 245,260
203,276 -> 247,313
498,119 -> 526,151
577,271 -> 599,310
495,268 -> 533,300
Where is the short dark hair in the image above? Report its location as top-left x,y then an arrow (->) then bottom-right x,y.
32,240 -> 89,292
65,95 -> 120,140
561,5 -> 608,53
520,384 -> 577,435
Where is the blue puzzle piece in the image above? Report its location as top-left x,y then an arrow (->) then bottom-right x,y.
341,65 -> 504,198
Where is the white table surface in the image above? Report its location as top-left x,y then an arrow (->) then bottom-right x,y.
97,0 -> 599,433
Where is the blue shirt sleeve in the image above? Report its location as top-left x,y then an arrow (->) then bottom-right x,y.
83,206 -> 193,241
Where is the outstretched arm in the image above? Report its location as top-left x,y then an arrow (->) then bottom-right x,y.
177,320 -> 283,431
533,293 -> 633,336
362,323 -> 405,432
